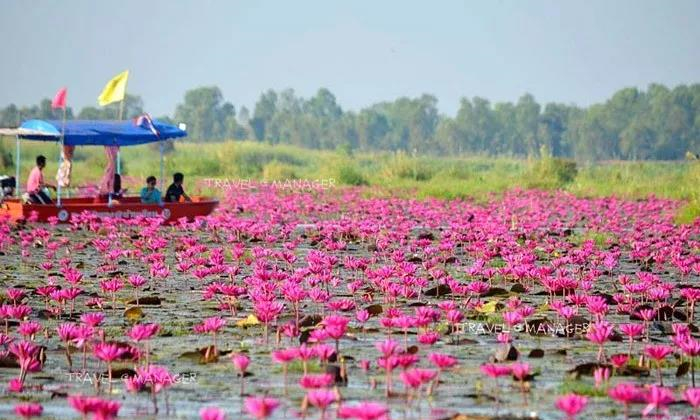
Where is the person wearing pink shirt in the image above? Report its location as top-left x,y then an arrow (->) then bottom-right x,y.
26,155 -> 56,204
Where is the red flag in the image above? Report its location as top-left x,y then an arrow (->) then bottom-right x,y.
51,87 -> 67,110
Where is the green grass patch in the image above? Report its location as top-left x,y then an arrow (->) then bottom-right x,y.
569,230 -> 618,249
675,199 -> 700,225
273,360 -> 323,374
558,378 -> 608,397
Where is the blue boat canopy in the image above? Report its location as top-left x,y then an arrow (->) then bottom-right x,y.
13,119 -> 187,146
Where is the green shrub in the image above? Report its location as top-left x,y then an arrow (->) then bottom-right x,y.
0,141 -> 11,171
168,155 -> 221,177
336,163 -> 368,186
525,147 -> 578,190
148,140 -> 176,154
209,141 -> 309,178
71,147 -> 91,162
383,152 -> 435,181
262,160 -> 298,181
336,143 -> 354,157
436,164 -> 473,180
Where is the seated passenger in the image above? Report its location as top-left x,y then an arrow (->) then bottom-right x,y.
140,176 -> 162,204
27,155 -> 56,204
98,173 -> 127,203
165,172 -> 192,203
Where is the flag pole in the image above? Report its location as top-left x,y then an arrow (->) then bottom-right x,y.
159,139 -> 164,192
116,76 -> 128,176
15,133 -> 20,198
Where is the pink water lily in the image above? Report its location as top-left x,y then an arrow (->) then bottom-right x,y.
608,383 -> 642,419
685,388 -> 700,413
644,345 -> 674,386
232,353 -> 250,395
306,389 -> 337,419
94,342 -> 127,393
68,395 -> 120,420
244,396 -> 279,420
555,394 -> 587,420
194,316 -> 226,357
586,321 -> 614,362
127,323 -> 160,366
1,184 -> 699,420
14,403 -> 42,419
200,407 -> 227,420
642,385 -> 674,418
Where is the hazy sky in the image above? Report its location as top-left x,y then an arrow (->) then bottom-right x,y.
1,0 -> 698,117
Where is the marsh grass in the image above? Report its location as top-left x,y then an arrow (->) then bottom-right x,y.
2,137 -> 698,222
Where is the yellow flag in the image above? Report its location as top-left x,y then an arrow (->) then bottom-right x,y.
98,70 -> 129,106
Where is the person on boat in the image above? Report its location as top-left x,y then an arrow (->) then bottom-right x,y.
97,173 -> 127,203
164,172 -> 192,203
113,173 -> 127,199
140,175 -> 162,204
27,155 -> 56,204
0,176 -> 15,199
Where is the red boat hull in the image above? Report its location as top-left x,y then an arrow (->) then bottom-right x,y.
0,196 -> 218,223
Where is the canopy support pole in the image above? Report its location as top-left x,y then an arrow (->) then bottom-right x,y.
15,134 -> 20,197
57,108 -> 66,207
159,140 -> 164,192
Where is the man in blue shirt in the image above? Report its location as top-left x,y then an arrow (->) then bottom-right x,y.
140,176 -> 162,204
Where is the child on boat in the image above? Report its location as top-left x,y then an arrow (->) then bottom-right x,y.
165,172 -> 192,203
97,173 -> 127,204
0,176 -> 15,198
140,176 -> 162,204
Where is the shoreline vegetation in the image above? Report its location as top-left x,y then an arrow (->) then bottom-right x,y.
1,83 -> 699,162
2,138 -> 699,223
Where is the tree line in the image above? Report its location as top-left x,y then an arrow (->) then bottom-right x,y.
1,83 -> 698,161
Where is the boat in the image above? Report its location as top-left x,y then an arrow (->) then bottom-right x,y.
0,118 -> 219,223
1,195 -> 218,223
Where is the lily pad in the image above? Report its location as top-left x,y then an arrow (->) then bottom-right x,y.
123,306 -> 144,322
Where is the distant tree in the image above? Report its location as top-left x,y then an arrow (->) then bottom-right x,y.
4,82 -> 700,160
619,119 -> 656,160
538,103 -> 577,157
0,104 -> 20,127
251,90 -> 278,141
77,106 -> 103,120
514,94 -> 541,156
356,109 -> 390,151
77,94 -> 143,120
156,115 -> 174,124
235,106 -> 251,139
174,87 -> 232,141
